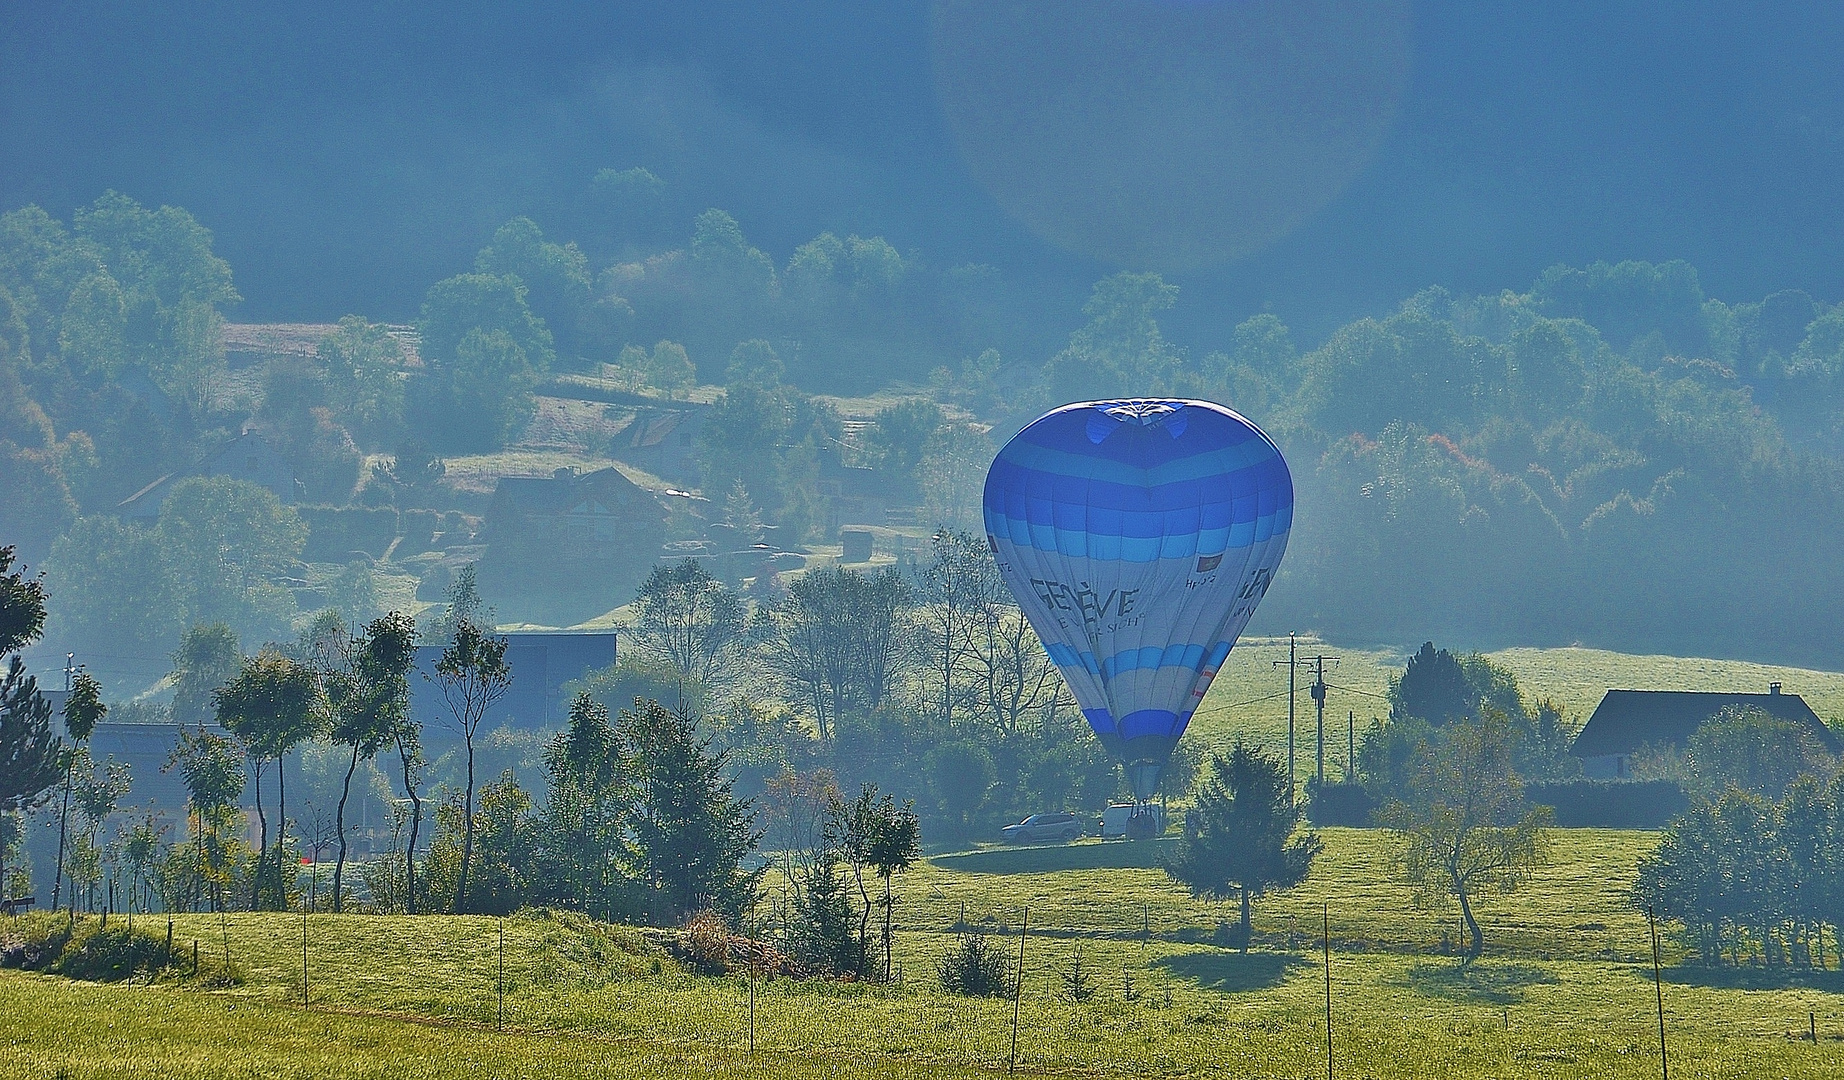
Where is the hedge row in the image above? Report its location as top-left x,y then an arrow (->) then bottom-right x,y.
1305,778 -> 1689,829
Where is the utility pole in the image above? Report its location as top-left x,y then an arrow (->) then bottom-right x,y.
1275,634 -> 1297,802
1346,712 -> 1356,783
1305,654 -> 1340,786
64,652 -> 75,694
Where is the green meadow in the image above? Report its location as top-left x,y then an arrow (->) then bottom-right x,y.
8,827 -> 1844,1079
11,643 -> 1844,1078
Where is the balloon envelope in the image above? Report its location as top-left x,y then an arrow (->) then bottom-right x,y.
982,399 -> 1292,800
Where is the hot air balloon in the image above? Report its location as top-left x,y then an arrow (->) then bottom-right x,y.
982,399 -> 1292,819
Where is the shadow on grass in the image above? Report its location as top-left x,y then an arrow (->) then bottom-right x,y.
1403,960 -> 1560,1005
1154,950 -> 1308,993
1659,965 -> 1844,992
929,839 -> 1176,875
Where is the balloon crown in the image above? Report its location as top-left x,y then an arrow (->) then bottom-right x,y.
1094,399 -> 1186,424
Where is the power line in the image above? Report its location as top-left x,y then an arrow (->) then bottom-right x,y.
1200,687 -> 1298,712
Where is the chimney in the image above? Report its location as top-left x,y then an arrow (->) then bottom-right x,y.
1770,682 -> 1782,696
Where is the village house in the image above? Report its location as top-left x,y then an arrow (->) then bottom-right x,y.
1569,683 -> 1842,778
608,406 -> 705,485
115,429 -> 299,520
478,465 -> 667,604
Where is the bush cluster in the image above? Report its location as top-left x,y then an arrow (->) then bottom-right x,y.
1636,770 -> 1844,967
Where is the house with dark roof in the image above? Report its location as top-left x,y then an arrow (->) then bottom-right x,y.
116,429 -> 299,520
1570,684 -> 1841,778
479,466 -> 666,605
609,407 -> 705,483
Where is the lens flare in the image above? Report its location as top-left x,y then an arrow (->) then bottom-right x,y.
931,0 -> 1412,272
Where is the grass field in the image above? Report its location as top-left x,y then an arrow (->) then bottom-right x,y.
9,826 -> 1844,1078
1187,637 -> 1844,767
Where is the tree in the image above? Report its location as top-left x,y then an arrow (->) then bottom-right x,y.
698,383 -> 791,514
1687,705 -> 1833,799
451,328 -> 540,448
45,516 -> 184,656
760,766 -> 841,912
1044,271 -> 1182,402
725,339 -> 784,388
867,399 -> 942,481
156,476 -> 308,642
214,647 -> 321,910
1379,709 -> 1553,962
473,217 -> 592,362
826,784 -> 921,981
0,546 -> 46,655
643,341 -> 695,395
418,271 -> 555,373
170,623 -> 241,726
630,559 -> 747,711
915,530 -> 989,725
0,546 -> 62,901
535,693 -> 634,917
1390,642 -> 1476,725
916,423 -> 993,530
391,703 -> 429,915
923,739 -> 994,840
66,749 -> 131,912
764,567 -> 912,740
323,612 -> 416,912
316,315 -> 406,442
427,772 -> 538,916
431,616 -> 512,913
72,192 -> 240,416
165,723 -> 245,912
721,481 -> 765,545
623,698 -> 760,923
1162,741 -> 1321,953
51,668 -> 105,912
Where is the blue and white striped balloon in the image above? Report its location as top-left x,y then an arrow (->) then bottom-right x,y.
982,399 -> 1293,801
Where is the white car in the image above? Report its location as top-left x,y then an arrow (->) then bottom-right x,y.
1000,812 -> 1083,844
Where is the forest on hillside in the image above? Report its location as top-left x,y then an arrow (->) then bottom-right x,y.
5,191 -> 1844,673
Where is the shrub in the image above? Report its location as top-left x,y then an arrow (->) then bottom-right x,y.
683,909 -> 732,974
936,931 -> 1012,997
0,913 -> 74,971
1524,780 -> 1688,828
1306,782 -> 1376,827
53,923 -> 170,981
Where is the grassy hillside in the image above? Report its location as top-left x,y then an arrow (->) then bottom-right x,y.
10,828 -> 1844,1078
1188,638 -> 1844,765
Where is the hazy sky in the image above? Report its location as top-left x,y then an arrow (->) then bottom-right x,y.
5,1 -> 1844,343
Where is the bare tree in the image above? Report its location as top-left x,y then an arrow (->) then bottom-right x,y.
630,559 -> 748,712
764,567 -> 911,739
964,599 -> 1070,739
913,530 -> 989,725
760,766 -> 841,908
